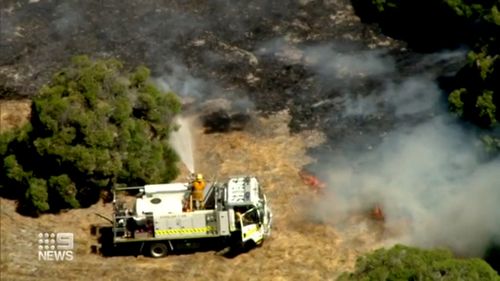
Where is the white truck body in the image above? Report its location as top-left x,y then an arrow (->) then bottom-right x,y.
109,176 -> 272,257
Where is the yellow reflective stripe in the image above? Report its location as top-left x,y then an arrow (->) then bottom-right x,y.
243,225 -> 260,238
155,226 -> 216,236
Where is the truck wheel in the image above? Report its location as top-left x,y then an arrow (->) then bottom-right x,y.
149,242 -> 168,258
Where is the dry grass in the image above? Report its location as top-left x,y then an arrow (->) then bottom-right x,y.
0,99 -> 31,133
0,109 -> 386,281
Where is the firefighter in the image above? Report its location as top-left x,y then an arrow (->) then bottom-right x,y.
191,173 -> 206,210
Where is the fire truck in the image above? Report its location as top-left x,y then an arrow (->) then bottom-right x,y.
91,176 -> 272,258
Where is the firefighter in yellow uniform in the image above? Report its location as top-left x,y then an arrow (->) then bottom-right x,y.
192,174 -> 206,210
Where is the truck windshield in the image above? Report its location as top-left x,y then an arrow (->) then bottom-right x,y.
240,207 -> 260,226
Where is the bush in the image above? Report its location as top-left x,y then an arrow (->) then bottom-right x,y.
339,244 -> 500,281
0,55 -> 181,216
448,48 -> 499,128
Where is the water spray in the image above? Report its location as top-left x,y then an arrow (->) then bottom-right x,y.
170,116 -> 195,174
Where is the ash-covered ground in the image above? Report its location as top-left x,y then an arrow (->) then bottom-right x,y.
1,0 -> 398,100
0,0 -> 464,147
1,0 -> 499,280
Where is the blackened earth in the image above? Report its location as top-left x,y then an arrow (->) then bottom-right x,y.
0,0 -> 463,166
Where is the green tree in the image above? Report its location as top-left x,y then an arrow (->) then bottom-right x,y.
448,48 -> 499,128
339,244 -> 500,281
0,55 -> 181,216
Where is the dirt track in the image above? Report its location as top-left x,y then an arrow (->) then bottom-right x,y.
0,110 -> 386,281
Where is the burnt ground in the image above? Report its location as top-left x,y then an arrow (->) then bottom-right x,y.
0,0 -> 464,155
0,0 -> 401,108
1,0 -> 426,159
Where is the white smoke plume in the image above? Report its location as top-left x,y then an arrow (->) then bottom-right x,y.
154,63 -> 213,100
302,44 -> 396,78
295,43 -> 500,257
256,38 -> 396,77
323,115 -> 500,256
153,61 -> 256,114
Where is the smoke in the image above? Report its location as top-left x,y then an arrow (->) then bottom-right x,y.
338,75 -> 442,118
322,115 -> 500,256
52,1 -> 86,37
382,76 -> 441,116
154,63 -> 215,100
302,44 -> 395,78
256,39 -> 396,78
303,45 -> 500,256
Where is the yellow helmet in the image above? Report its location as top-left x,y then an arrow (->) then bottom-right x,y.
196,174 -> 203,180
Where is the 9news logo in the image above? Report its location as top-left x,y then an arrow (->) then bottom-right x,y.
37,232 -> 74,261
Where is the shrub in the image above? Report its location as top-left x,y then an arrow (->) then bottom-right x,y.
339,244 -> 500,281
0,56 -> 181,216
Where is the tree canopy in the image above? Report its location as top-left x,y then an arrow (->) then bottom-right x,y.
0,56 -> 181,216
339,244 -> 500,281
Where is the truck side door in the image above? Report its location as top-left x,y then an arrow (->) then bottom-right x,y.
238,207 -> 264,245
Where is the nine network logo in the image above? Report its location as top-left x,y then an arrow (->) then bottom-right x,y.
38,232 -> 74,261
